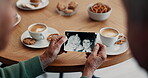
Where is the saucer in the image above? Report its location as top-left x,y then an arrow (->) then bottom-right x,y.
96,33 -> 129,55
21,27 -> 60,48
13,13 -> 21,27
16,0 -> 49,10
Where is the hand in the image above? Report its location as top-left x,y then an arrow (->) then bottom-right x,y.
82,43 -> 107,78
40,35 -> 67,69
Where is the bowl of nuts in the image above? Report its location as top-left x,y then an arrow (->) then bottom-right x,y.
88,2 -> 112,21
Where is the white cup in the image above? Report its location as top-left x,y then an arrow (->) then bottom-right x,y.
28,23 -> 48,40
99,27 -> 124,47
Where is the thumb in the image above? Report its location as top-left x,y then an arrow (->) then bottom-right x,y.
92,43 -> 100,55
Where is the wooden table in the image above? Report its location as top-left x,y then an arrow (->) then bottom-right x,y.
0,0 -> 132,73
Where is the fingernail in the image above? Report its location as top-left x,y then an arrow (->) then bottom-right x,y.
63,36 -> 67,42
96,43 -> 99,47
65,36 -> 68,40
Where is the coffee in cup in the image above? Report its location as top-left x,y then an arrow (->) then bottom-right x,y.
29,24 -> 46,33
28,23 -> 48,40
100,27 -> 123,47
101,28 -> 118,37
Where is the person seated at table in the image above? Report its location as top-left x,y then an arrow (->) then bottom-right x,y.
0,0 -> 107,78
123,0 -> 148,73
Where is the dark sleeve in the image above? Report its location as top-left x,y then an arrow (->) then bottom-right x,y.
0,56 -> 45,78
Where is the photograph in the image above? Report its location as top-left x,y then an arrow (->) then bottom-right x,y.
64,31 -> 97,52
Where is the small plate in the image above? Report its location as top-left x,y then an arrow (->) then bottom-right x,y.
16,0 -> 49,10
21,27 -> 60,48
13,13 -> 21,27
96,33 -> 129,55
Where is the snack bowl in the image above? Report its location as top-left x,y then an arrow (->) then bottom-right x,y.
56,1 -> 78,16
87,3 -> 112,21
56,7 -> 78,16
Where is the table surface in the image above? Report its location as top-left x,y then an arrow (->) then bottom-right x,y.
0,0 -> 132,72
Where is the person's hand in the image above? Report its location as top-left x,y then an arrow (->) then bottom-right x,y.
82,43 -> 107,78
40,35 -> 67,69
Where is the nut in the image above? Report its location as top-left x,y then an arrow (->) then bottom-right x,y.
68,1 -> 78,10
57,3 -> 66,11
30,0 -> 41,3
115,41 -> 122,45
64,9 -> 74,14
90,2 -> 111,13
118,35 -> 123,39
47,34 -> 59,41
115,36 -> 127,45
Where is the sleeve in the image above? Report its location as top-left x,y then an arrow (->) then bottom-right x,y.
0,56 -> 45,78
80,76 -> 89,78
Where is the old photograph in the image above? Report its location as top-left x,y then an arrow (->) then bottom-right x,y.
64,31 -> 97,52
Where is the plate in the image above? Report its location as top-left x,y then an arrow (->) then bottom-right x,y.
13,13 -> 21,27
21,27 -> 60,48
16,0 -> 49,10
96,33 -> 129,55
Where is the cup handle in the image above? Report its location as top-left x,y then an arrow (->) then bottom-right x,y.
116,33 -> 124,42
40,33 -> 45,40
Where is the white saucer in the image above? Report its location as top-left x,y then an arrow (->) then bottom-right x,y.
14,13 -> 21,27
16,0 -> 49,10
96,34 -> 129,55
21,27 -> 60,48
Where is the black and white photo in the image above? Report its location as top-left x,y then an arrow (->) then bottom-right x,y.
64,31 -> 97,52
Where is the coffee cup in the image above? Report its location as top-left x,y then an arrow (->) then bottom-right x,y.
99,27 -> 124,47
28,23 -> 48,40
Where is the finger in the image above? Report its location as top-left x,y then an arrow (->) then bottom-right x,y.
55,35 -> 63,41
56,36 -> 67,47
98,43 -> 106,54
92,43 -> 100,55
50,35 -> 63,45
97,43 -> 107,60
49,37 -> 57,46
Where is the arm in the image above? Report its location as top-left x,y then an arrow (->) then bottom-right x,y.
0,1 -> 68,77
0,0 -> 15,50
81,43 -> 107,78
0,56 -> 44,78
0,36 -> 67,78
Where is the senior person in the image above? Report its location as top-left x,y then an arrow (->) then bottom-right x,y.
0,0 -> 107,78
123,0 -> 148,72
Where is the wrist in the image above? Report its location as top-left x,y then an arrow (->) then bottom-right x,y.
82,66 -> 95,78
40,54 -> 56,69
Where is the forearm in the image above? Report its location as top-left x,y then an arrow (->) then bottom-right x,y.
0,56 -> 45,78
40,54 -> 52,69
40,53 -> 57,69
82,67 -> 95,78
